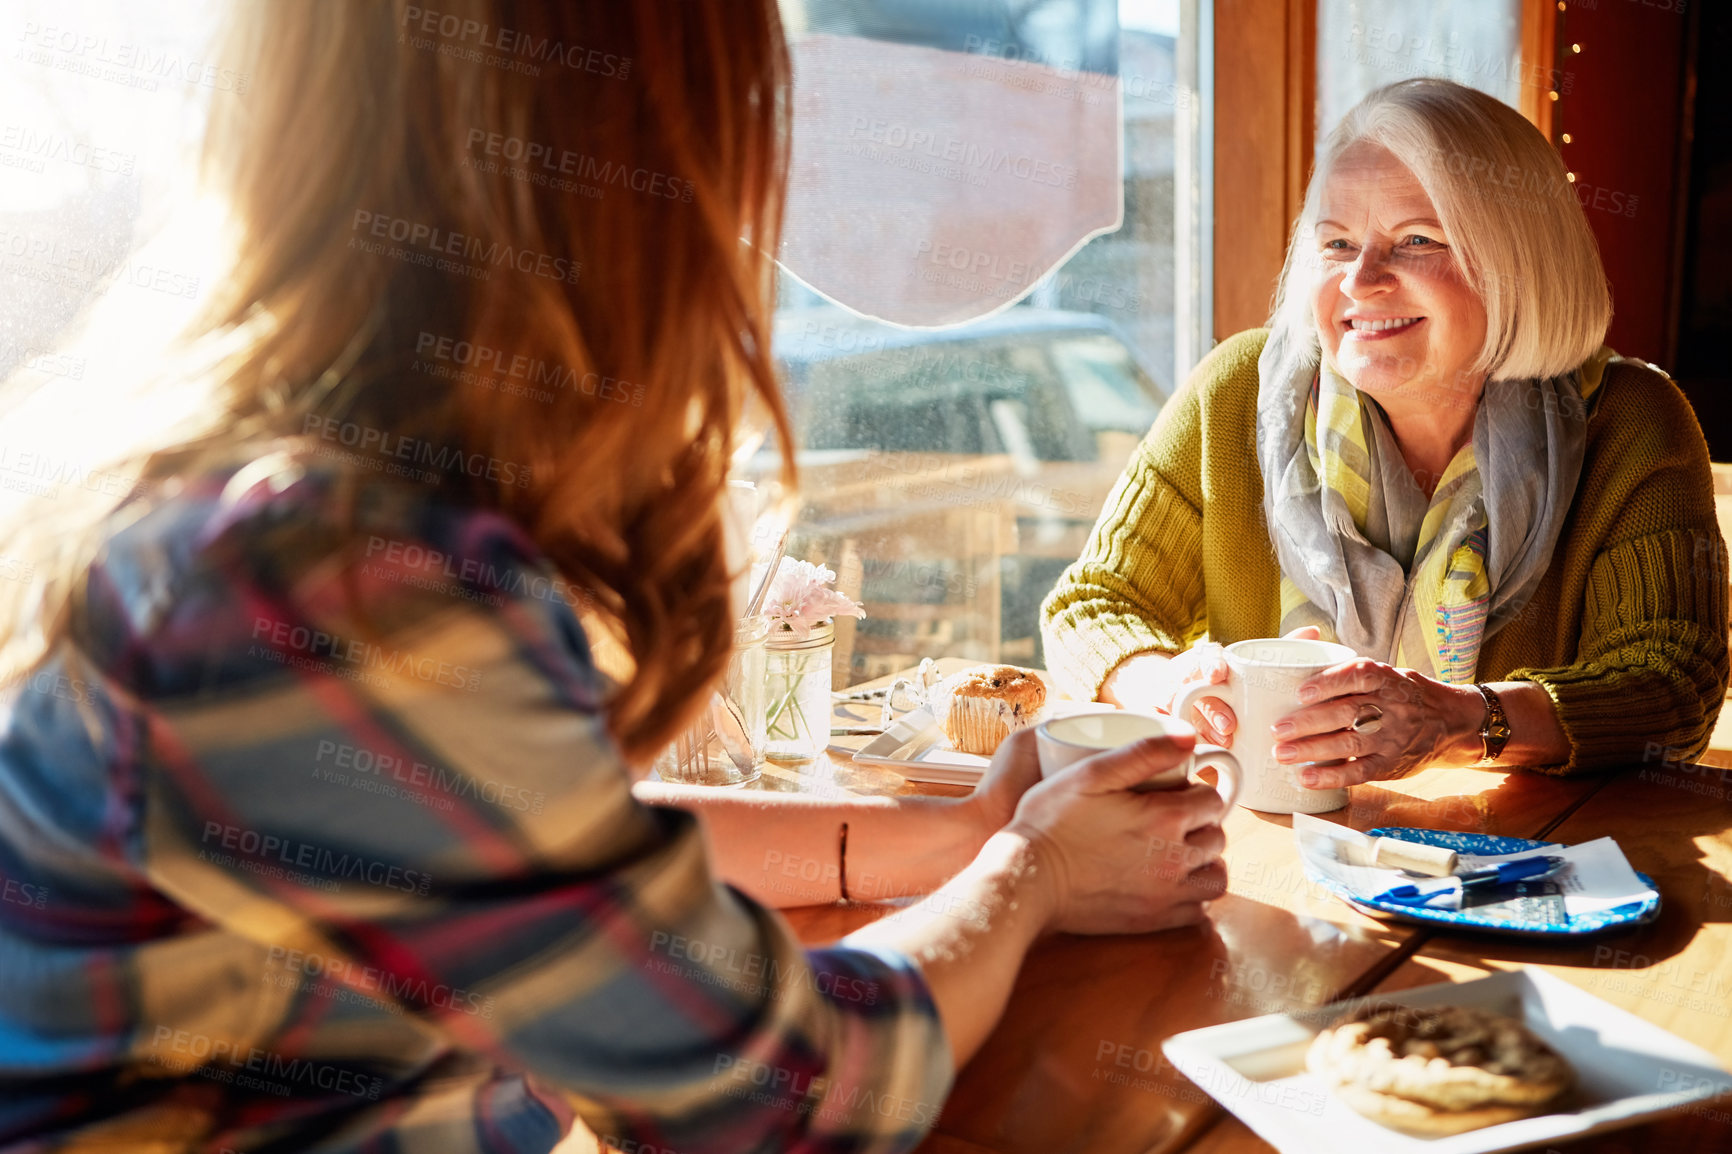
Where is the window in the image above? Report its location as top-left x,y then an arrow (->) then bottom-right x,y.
1048,332 -> 1165,438
1316,0 -> 1525,142
766,0 -> 1207,684
0,0 -> 220,386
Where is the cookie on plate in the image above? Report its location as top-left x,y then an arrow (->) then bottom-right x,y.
1306,1003 -> 1574,1136
932,665 -> 1045,756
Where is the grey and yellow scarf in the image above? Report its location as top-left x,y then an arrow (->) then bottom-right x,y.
1255,328 -> 1615,683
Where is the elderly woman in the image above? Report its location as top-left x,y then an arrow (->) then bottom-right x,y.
1042,78 -> 1728,788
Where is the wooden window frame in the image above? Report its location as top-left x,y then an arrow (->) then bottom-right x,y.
1212,0 -> 1315,341
1518,0 -> 1558,140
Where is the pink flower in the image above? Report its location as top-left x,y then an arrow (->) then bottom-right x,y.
756,558 -> 865,640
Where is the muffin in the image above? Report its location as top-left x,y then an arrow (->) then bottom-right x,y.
1306,1004 -> 1574,1136
933,665 -> 1046,756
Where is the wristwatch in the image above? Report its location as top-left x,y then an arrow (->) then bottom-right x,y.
1473,683 -> 1511,765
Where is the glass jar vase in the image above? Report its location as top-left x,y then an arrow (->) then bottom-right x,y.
653,615 -> 769,787
763,620 -> 835,764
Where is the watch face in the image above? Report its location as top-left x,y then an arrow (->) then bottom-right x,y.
1478,686 -> 1510,759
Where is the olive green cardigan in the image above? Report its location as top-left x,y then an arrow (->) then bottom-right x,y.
1040,329 -> 1730,774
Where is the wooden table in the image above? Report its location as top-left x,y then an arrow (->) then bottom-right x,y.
772,670 -> 1732,1153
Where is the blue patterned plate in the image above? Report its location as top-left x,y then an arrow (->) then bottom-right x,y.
1327,828 -> 1661,937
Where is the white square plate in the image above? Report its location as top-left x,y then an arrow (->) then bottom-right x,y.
847,701 -> 1116,785
1161,968 -> 1732,1154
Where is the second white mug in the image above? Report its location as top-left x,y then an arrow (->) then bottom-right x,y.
1171,638 -> 1357,814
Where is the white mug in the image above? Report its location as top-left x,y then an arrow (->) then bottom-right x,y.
1036,711 -> 1241,810
1171,638 -> 1357,814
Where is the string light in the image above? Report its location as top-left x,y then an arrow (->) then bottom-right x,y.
1556,2 -> 1575,155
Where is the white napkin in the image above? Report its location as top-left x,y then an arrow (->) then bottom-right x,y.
1292,815 -> 1654,917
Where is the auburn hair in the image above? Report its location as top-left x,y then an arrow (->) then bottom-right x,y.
0,0 -> 795,762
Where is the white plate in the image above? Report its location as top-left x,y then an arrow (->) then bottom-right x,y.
1161,968 -> 1732,1154
847,701 -> 1116,785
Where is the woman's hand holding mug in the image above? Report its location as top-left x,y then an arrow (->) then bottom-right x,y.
1106,627 -> 1324,745
1169,635 -> 1358,814
1003,719 -> 1232,935
1270,658 -> 1487,788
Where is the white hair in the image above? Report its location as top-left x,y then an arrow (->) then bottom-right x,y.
1270,78 -> 1612,382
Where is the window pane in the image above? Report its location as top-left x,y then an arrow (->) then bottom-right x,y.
1316,0 -> 1524,141
766,1 -> 1202,686
1048,333 -> 1163,435
0,0 -> 220,385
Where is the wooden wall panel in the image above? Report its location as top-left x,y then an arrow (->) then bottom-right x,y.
1553,0 -> 1691,367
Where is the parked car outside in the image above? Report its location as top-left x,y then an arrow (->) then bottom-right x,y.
761,304 -> 1168,685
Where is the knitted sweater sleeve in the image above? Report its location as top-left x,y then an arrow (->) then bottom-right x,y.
1507,368 -> 1730,775
1038,332 -> 1263,701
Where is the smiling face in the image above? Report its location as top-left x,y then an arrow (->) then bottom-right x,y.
1309,141 -> 1489,408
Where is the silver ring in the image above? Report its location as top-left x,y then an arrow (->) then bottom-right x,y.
1351,703 -> 1385,734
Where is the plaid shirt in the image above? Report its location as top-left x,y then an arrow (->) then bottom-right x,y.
0,458 -> 952,1154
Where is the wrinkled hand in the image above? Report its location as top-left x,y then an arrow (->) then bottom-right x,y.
1004,728 -> 1228,936
1271,658 -> 1484,788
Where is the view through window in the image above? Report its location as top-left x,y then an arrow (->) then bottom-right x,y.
1316,0 -> 1524,141
766,0 -> 1207,686
0,0 -> 219,386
